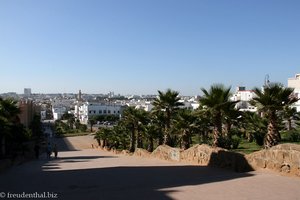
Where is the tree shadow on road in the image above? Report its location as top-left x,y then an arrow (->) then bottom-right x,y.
52,137 -> 79,152
46,165 -> 254,200
0,145 -> 256,200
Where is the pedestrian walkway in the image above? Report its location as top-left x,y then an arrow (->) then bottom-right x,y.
0,136 -> 300,200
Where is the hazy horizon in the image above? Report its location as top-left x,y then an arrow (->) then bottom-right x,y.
1,1 -> 299,96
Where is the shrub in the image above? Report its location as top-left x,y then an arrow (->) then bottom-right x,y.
287,130 -> 300,142
231,135 -> 241,149
253,131 -> 265,146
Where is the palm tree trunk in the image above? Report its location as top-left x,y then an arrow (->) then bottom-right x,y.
182,130 -> 190,150
163,110 -> 171,146
213,128 -> 220,147
288,119 -> 292,131
163,131 -> 170,146
264,113 -> 280,148
135,131 -> 143,149
147,136 -> 154,152
129,127 -> 136,152
213,112 -> 222,147
226,121 -> 232,138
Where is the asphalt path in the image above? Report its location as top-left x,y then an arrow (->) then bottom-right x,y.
0,136 -> 300,200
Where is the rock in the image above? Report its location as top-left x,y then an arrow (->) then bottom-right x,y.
281,163 -> 290,173
121,150 -> 130,156
134,148 -> 151,157
246,143 -> 300,177
180,144 -> 221,165
151,145 -> 182,161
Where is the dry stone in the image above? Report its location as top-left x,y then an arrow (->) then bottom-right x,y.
151,145 -> 182,161
180,144 -> 222,165
134,148 -> 151,157
246,143 -> 300,177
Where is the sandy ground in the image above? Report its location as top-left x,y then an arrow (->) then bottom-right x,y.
0,135 -> 300,200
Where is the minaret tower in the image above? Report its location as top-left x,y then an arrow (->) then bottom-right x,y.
78,89 -> 82,101
76,90 -> 82,119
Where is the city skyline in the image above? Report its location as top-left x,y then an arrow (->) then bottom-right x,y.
1,1 -> 300,95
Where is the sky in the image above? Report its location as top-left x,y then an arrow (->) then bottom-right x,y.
0,0 -> 300,95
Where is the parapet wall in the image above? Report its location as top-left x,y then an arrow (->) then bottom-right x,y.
245,143 -> 300,177
132,143 -> 300,177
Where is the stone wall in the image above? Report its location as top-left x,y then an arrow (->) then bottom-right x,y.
180,144 -> 222,165
246,143 -> 300,177
3,142 -> 299,176
105,143 -> 300,177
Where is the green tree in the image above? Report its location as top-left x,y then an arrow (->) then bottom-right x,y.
281,106 -> 299,131
30,114 -> 42,139
194,106 -> 213,144
88,117 -> 97,132
95,128 -> 112,148
252,83 -> 297,148
0,98 -> 21,156
242,111 -> 268,146
199,84 -> 236,147
122,107 -> 146,152
174,109 -> 197,149
152,89 -> 183,146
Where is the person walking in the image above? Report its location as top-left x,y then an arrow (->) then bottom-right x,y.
46,142 -> 52,160
53,144 -> 58,159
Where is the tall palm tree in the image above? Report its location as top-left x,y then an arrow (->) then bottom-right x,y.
252,83 -> 298,148
152,89 -> 183,146
199,84 -> 236,147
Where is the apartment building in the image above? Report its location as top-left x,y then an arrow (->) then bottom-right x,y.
288,73 -> 300,111
75,102 -> 123,124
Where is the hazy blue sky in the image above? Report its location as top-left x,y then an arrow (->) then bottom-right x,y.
1,0 -> 299,95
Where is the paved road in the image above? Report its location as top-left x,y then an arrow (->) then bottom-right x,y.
1,136 -> 300,200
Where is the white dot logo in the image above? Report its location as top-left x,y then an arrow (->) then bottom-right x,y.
0,192 -> 6,198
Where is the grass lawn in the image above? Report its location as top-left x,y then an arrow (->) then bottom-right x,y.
231,139 -> 263,154
59,132 -> 90,137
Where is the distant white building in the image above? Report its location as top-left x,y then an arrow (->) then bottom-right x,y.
51,98 -> 74,120
135,101 -> 154,112
179,100 -> 195,110
52,106 -> 67,120
288,73 -> 300,112
75,102 -> 123,124
231,86 -> 257,112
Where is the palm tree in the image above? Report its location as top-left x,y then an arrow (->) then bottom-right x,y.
152,89 -> 183,146
174,109 -> 196,150
242,111 -> 268,146
0,98 -> 21,156
194,106 -> 213,144
223,103 -> 242,137
252,83 -> 298,148
122,107 -> 146,152
150,110 -> 165,145
94,128 -> 112,148
199,84 -> 236,147
281,106 -> 299,131
88,117 -> 96,132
